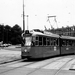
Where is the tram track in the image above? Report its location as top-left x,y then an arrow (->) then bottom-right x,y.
25,56 -> 74,75
0,56 -> 64,75
0,58 -> 43,74
24,56 -> 67,75
0,58 -> 21,65
0,55 -> 74,75
53,58 -> 73,75
0,58 -> 33,67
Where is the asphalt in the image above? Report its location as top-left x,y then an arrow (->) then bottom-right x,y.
0,46 -> 21,64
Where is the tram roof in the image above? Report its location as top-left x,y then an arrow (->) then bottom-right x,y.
30,30 -> 59,38
60,35 -> 75,40
30,29 -> 75,40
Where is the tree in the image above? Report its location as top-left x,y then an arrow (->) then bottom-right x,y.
0,24 -> 22,44
4,25 -> 12,43
11,24 -> 22,44
0,25 -> 4,42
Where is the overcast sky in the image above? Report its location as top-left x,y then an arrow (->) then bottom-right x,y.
0,0 -> 75,30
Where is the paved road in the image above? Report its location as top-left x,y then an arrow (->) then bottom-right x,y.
0,54 -> 75,75
0,47 -> 75,75
0,48 -> 21,64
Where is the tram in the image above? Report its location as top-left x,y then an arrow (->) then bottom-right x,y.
21,29 -> 75,59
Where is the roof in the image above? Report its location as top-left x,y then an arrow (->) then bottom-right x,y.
23,29 -> 75,40
30,29 -> 59,38
60,35 -> 75,40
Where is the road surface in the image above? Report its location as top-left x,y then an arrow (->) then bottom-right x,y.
0,53 -> 75,75
0,47 -> 21,64
0,46 -> 75,75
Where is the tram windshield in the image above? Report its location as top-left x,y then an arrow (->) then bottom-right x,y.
25,37 -> 32,46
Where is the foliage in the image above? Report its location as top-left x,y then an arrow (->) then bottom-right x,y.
0,24 -> 23,45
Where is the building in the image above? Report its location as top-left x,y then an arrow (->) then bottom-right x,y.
45,25 -> 75,37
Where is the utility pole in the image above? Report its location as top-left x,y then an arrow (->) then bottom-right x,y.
23,0 -> 25,32
27,15 -> 29,30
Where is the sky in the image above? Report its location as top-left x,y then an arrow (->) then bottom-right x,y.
0,0 -> 75,30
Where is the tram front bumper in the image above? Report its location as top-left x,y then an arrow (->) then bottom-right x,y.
21,51 -> 31,58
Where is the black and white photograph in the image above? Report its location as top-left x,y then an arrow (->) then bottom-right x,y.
0,0 -> 75,75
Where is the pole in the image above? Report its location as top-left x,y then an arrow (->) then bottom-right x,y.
27,15 -> 29,30
2,25 -> 4,44
23,0 -> 25,32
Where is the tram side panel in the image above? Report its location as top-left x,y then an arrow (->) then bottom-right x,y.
42,46 -> 60,57
29,46 -> 43,58
61,46 -> 75,55
29,36 -> 60,59
60,39 -> 75,55
41,37 -> 60,57
29,46 -> 60,59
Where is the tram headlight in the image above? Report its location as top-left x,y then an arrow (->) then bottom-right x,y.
24,49 -> 27,52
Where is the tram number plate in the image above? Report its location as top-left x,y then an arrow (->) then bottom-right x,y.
54,46 -> 56,51
66,47 -> 69,50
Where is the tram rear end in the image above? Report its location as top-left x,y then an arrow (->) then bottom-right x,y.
21,30 -> 32,59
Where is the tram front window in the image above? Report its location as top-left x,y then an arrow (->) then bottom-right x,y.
25,37 -> 32,46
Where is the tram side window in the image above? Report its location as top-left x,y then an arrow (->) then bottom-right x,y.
39,37 -> 43,46
72,41 -> 75,46
66,40 -> 73,46
74,41 -> 75,46
43,37 -> 46,46
53,38 -> 58,46
69,40 -> 73,46
62,39 -> 66,46
66,40 -> 69,46
56,39 -> 59,46
53,39 -> 55,46
35,37 -> 39,46
66,40 -> 72,46
46,38 -> 50,45
51,38 -> 54,46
